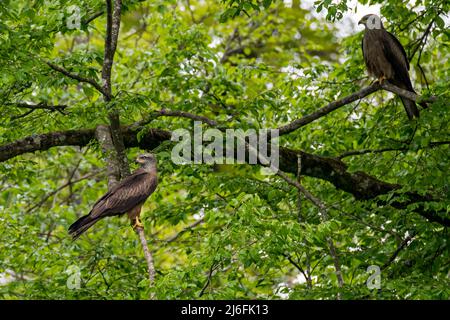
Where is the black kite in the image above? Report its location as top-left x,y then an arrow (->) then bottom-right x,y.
69,153 -> 158,240
359,14 -> 426,119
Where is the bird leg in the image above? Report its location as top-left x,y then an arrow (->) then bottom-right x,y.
128,206 -> 144,230
132,216 -> 144,229
377,75 -> 387,84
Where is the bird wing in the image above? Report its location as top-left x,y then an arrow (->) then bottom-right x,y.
89,170 -> 156,218
382,30 -> 413,90
385,31 -> 409,70
361,36 -> 366,62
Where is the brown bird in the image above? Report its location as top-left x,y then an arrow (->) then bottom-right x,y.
69,153 -> 158,240
358,14 -> 426,119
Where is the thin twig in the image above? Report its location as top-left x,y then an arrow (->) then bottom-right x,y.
338,141 -> 450,159
408,19 -> 434,61
276,169 -> 345,292
241,132 -> 345,294
133,108 -> 219,129
83,10 -> 104,25
381,232 -> 416,270
164,218 -> 204,243
199,262 -> 219,297
46,61 -> 105,95
10,102 -> 69,120
284,254 -> 312,289
14,102 -> 68,113
26,170 -> 103,213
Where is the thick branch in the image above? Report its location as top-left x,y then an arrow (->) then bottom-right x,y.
102,0 -> 158,289
107,111 -> 130,179
1,127 -> 448,226
0,126 -> 170,162
101,0 -> 129,180
95,124 -> 121,188
278,148 -> 449,226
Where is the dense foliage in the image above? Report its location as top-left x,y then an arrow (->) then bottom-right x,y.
0,0 -> 449,299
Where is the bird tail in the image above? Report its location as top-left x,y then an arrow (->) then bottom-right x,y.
68,214 -> 101,241
400,97 -> 420,120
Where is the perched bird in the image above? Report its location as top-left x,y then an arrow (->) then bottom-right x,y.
69,153 -> 158,240
358,14 -> 426,119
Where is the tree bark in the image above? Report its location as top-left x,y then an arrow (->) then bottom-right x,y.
95,124 -> 120,189
0,125 -> 447,227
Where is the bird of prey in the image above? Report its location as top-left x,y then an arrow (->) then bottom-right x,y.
69,153 -> 158,240
358,14 -> 426,119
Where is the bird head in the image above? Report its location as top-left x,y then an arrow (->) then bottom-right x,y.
135,153 -> 157,166
358,14 -> 383,30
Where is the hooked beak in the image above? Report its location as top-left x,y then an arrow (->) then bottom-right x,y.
358,20 -> 363,25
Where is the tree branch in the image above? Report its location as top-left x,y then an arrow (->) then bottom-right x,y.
199,262 -> 219,297
134,109 -> 219,128
101,0 -> 129,181
164,217 -> 205,243
14,102 -> 68,113
83,10 -> 104,26
380,82 -> 436,103
1,128 -> 448,227
26,169 -> 103,213
408,18 -> 435,61
283,253 -> 312,289
9,102 -> 69,120
135,226 -> 156,299
381,232 -> 416,270
337,141 -> 450,159
0,126 -> 170,162
95,124 -> 121,188
275,169 -> 344,291
46,61 -> 105,95
278,82 -> 437,136
277,83 -> 381,135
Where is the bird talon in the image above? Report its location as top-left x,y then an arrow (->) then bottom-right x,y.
132,217 -> 144,229
377,76 -> 387,84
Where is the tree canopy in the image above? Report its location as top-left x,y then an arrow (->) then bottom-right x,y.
0,0 -> 449,299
